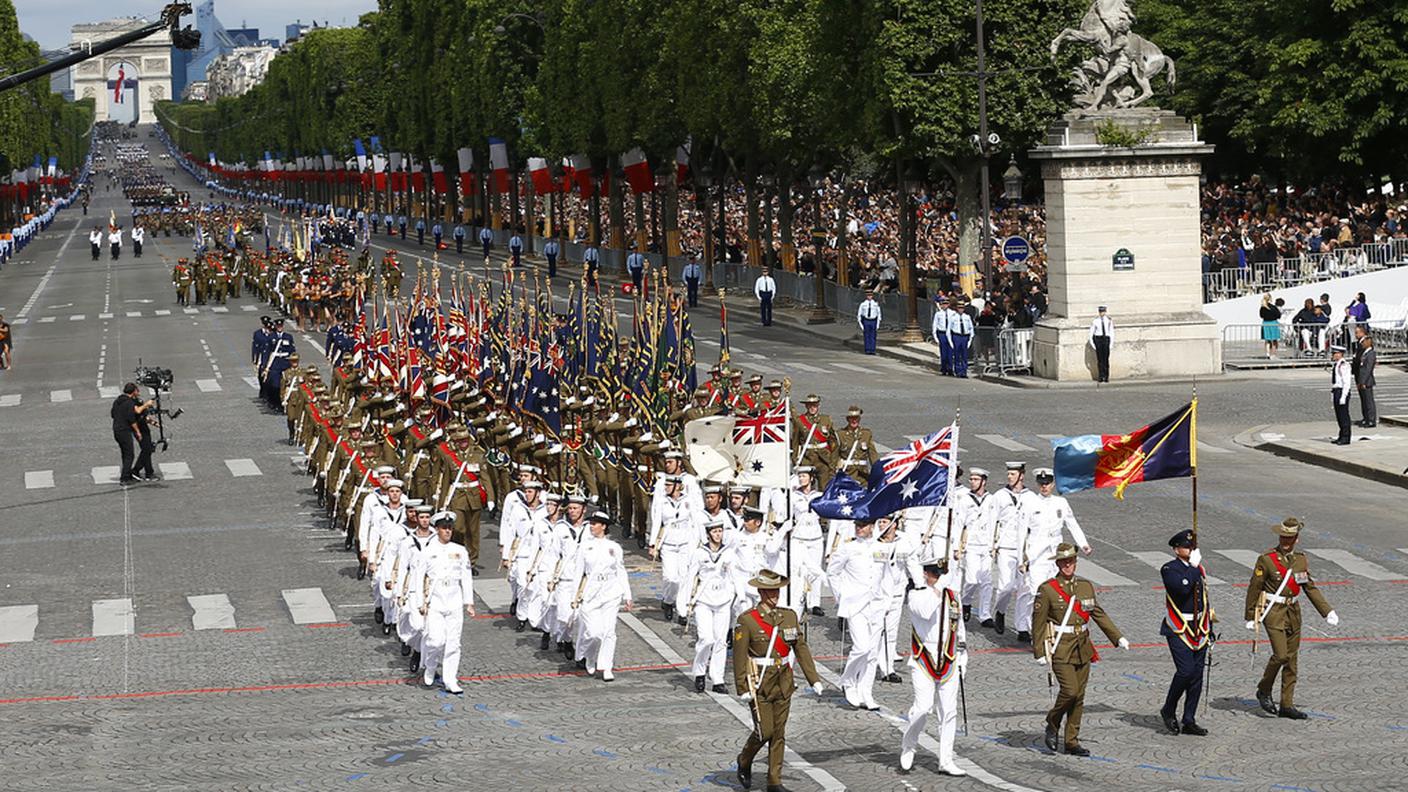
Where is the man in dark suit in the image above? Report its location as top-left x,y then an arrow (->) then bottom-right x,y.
1354,326 -> 1376,427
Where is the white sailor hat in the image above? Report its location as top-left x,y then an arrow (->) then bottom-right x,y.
375,465 -> 396,475
404,498 -> 424,508
545,491 -> 563,502
664,474 -> 684,484
663,449 -> 684,460
431,510 -> 455,526
970,467 -> 990,478
413,504 -> 435,515
1033,467 -> 1055,482
702,484 -> 723,495
1330,343 -> 1347,353
384,478 -> 405,489
1005,461 -> 1026,471
796,465 -> 816,475
705,517 -> 726,530
522,479 -> 544,490
589,510 -> 612,525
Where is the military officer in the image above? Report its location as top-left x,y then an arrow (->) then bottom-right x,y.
571,511 -> 633,681
409,511 -> 476,694
733,569 -> 824,792
1244,517 -> 1338,720
834,406 -> 879,485
990,461 -> 1038,634
434,428 -> 495,569
900,558 -> 968,775
829,518 -> 886,711
1033,543 -> 1128,756
172,259 -> 193,305
958,468 -> 998,624
791,395 -> 836,486
1159,529 -> 1213,736
681,519 -> 736,693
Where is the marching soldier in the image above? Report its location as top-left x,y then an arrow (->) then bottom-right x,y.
733,569 -> 824,792
1013,467 -> 1092,644
408,511 -> 476,694
991,461 -> 1038,635
1033,543 -> 1129,756
1244,517 -> 1338,720
1160,529 -> 1213,736
900,557 -> 968,776
434,428 -> 495,569
833,406 -> 879,485
571,511 -> 633,681
682,519 -> 737,693
791,395 -> 836,487
172,258 -> 193,305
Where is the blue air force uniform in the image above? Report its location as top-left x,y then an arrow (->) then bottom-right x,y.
1158,530 -> 1213,735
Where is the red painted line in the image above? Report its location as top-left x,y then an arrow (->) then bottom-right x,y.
1388,580 -> 1408,585
304,622 -> 350,629
139,632 -> 182,639
51,637 -> 95,644
223,626 -> 265,633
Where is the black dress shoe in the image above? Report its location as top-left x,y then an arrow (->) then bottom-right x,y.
515,619 -> 527,633
712,683 -> 727,694
1017,631 -> 1032,644
809,606 -> 824,617
346,536 -> 356,552
736,757 -> 752,789
408,651 -> 420,672
883,672 -> 902,683
374,607 -> 384,624
994,612 -> 1006,634
575,658 -> 587,670
1043,725 -> 1058,751
1256,691 -> 1279,715
401,643 -> 412,657
540,633 -> 551,650
980,618 -> 994,628
1181,721 -> 1208,736
1278,707 -> 1309,720
662,603 -> 675,621
1331,438 -> 1351,445
1065,745 -> 1090,757
1161,712 -> 1180,734
382,622 -> 393,636
695,675 -> 706,692
963,605 -> 971,622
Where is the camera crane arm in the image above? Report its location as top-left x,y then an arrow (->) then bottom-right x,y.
0,4 -> 199,95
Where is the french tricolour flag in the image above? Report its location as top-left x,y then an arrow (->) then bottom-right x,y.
622,147 -> 652,193
489,138 -> 509,193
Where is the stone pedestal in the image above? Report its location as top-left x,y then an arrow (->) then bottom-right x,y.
1028,109 -> 1221,380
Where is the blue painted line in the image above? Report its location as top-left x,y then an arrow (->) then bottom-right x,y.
628,571 -> 649,578
416,736 -> 433,746
440,703 -> 455,714
1387,725 -> 1408,732
1199,774 -> 1242,782
345,773 -> 369,782
1271,785 -> 1315,792
545,734 -> 568,744
505,719 -> 524,728
648,767 -> 670,775
474,703 -> 491,713
1121,673 -> 1146,682
593,748 -> 619,759
385,753 -> 404,764
435,719 -> 449,728
1086,755 -> 1117,763
978,735 -> 1007,744
1137,763 -> 1174,773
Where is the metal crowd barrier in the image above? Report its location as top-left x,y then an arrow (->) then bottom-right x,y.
996,328 -> 1034,375
1220,320 -> 1408,367
1203,238 -> 1408,302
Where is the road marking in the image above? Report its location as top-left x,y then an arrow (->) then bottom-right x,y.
98,313 -> 113,319
92,598 -> 135,637
696,338 -> 719,347
195,379 -> 222,392
0,605 -> 39,643
1197,441 -> 1233,455
38,316 -> 56,323
475,578 -> 513,611
242,376 -> 259,389
91,466 -> 122,484
183,308 -> 198,315
789,361 -> 828,373
154,309 -> 171,316
1128,551 -> 1226,585
187,594 -> 236,630
1078,559 -> 1139,587
1037,434 -> 1064,441
69,314 -> 85,321
281,588 -> 336,624
158,462 -> 193,480
50,389 -> 72,403
211,306 -> 229,313
99,386 -> 120,398
1214,549 -> 1263,569
15,264 -> 57,319
620,613 -> 847,792
975,434 -> 1036,452
125,311 -> 141,318
24,470 -> 54,490
831,362 -> 880,373
1304,549 -> 1399,581
225,458 -> 262,477
241,305 -> 257,311
0,394 -> 21,407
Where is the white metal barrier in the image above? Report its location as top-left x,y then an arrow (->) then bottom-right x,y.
1204,239 -> 1408,302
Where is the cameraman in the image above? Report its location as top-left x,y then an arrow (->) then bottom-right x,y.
111,382 -> 158,484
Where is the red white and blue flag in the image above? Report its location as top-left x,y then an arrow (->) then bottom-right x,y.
813,423 -> 959,521
684,401 -> 791,489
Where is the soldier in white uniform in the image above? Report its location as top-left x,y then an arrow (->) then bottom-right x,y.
829,518 -> 886,710
730,507 -> 780,620
990,462 -> 1039,634
681,519 -> 737,693
1013,467 -> 1091,643
876,516 -> 921,683
899,557 -> 969,776
365,479 -> 408,629
373,497 -> 418,637
500,480 -> 546,620
572,511 -> 633,681
393,507 -> 437,672
409,513 -> 476,694
549,497 -> 592,655
650,475 -> 706,623
785,468 -> 827,616
958,469 -> 998,623
652,450 -> 705,514
514,492 -> 562,634
356,467 -> 397,578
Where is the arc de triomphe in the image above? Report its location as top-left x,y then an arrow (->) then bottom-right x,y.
70,18 -> 174,125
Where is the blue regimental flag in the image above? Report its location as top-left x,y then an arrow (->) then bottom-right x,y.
812,424 -> 958,521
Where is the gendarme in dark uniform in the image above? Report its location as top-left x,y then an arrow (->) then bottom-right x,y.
733,569 -> 822,792
1244,517 -> 1338,719
1032,542 -> 1127,756
1158,529 -> 1213,736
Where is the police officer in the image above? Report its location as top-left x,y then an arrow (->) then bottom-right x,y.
733,569 -> 824,792
626,248 -> 645,291
432,220 -> 443,248
753,267 -> 776,326
947,298 -> 975,377
543,237 -> 560,278
453,222 -> 465,254
415,216 -> 426,246
583,245 -> 600,287
1159,529 -> 1212,736
857,290 -> 881,354
1244,517 -> 1338,720
931,296 -> 952,374
398,213 -> 408,240
1033,543 -> 1128,756
479,225 -> 494,260
682,255 -> 702,307
509,232 -> 524,267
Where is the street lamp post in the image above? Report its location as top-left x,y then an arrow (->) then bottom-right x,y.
806,165 -> 832,324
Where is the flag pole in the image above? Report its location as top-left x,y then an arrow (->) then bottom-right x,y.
1190,386 -> 1199,541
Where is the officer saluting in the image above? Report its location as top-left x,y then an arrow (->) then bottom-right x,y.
1033,543 -> 1128,756
1245,517 -> 1338,720
734,569 -> 824,792
1159,529 -> 1213,736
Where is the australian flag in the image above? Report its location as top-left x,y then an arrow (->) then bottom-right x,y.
812,424 -> 958,521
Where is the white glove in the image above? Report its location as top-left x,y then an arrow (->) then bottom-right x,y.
486,501 -> 495,512
1188,548 -> 1202,567
739,692 -> 752,703
533,433 -> 545,443
624,417 -> 639,428
1245,620 -> 1256,630
1035,657 -> 1047,666
957,653 -> 969,675
1117,637 -> 1130,651
811,682 -> 824,696
1326,610 -> 1339,627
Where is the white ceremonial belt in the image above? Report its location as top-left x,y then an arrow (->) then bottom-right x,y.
1176,611 -> 1196,621
752,655 -> 794,669
795,536 -> 822,543
1051,624 -> 1086,635
1263,594 -> 1290,605
590,572 -> 614,581
662,541 -> 687,549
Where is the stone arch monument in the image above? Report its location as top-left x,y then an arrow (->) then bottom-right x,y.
70,18 -> 174,124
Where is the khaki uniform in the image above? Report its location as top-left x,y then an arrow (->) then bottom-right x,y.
172,264 -> 192,305
731,603 -> 821,789
791,411 -> 837,486
1243,549 -> 1332,709
833,425 -> 879,485
1031,574 -> 1123,748
434,441 -> 494,564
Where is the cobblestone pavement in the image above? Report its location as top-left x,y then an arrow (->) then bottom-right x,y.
1,133 -> 1406,792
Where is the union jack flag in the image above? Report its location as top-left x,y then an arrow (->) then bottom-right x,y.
880,424 -> 957,486
732,402 -> 788,445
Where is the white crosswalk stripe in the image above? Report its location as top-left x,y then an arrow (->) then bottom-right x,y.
49,389 -> 72,403
211,306 -> 229,313
92,598 -> 135,637
830,362 -> 882,374
183,307 -> 198,315
476,578 -> 513,611
98,385 -> 120,398
195,379 -> 222,392
242,376 -> 259,389
154,309 -> 171,316
974,434 -> 1036,452
125,311 -> 141,318
0,605 -> 39,643
98,313 -> 113,319
281,588 -> 336,624
187,594 -> 237,630
1076,559 -> 1138,587
158,462 -> 193,480
1213,549 -> 1264,569
241,304 -> 257,311
1128,551 -> 1227,585
68,314 -> 85,321
38,316 -> 55,323
0,394 -> 20,407
789,362 -> 828,373
91,466 -> 121,484
225,458 -> 262,477
1304,549 -> 1401,581
24,470 -> 54,490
